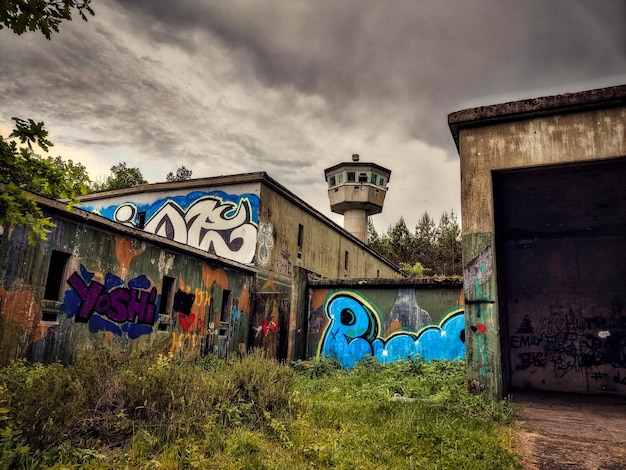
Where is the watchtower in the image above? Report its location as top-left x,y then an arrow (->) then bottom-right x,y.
324,154 -> 391,243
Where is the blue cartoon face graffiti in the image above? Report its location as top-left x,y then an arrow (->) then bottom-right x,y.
319,291 -> 465,368
320,292 -> 380,368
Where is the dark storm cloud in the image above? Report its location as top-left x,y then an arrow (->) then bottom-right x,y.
109,0 -> 626,149
0,12 -> 223,166
2,1 -> 625,228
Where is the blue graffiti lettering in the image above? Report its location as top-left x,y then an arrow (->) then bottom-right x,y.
319,291 -> 465,368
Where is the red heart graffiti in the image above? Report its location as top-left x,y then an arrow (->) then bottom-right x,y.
196,318 -> 205,332
179,313 -> 196,331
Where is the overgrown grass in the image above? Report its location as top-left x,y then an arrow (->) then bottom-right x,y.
0,341 -> 520,469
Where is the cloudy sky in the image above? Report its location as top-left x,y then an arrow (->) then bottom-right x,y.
2,1 -> 625,232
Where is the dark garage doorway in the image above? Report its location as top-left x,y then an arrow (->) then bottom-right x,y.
493,157 -> 626,395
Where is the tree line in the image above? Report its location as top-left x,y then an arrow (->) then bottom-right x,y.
368,212 -> 462,278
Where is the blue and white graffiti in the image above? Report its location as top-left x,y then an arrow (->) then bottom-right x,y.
319,291 -> 465,367
82,191 -> 260,264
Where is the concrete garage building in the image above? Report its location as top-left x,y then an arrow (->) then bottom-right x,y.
449,85 -> 626,398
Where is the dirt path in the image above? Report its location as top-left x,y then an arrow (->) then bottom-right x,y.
511,391 -> 626,470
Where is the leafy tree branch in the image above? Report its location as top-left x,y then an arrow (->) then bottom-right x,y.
0,0 -> 94,39
1,118 -> 91,242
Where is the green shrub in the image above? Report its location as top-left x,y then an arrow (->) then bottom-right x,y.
0,360 -> 85,449
0,350 -> 520,469
217,349 -> 297,426
290,356 -> 341,378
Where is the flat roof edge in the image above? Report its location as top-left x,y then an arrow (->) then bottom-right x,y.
79,171 -> 268,201
308,276 -> 463,288
448,84 -> 626,150
26,191 -> 257,274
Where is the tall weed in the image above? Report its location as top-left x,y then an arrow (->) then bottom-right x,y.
0,347 -> 520,469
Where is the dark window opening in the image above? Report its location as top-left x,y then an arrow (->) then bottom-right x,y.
338,174 -> 344,183
220,289 -> 231,323
371,173 -> 378,184
344,250 -> 349,270
359,172 -> 368,183
329,176 -> 336,187
379,178 -> 385,186
157,276 -> 175,332
297,224 -> 304,248
137,211 -> 147,229
347,172 -> 356,182
41,309 -> 59,323
159,276 -> 175,315
44,251 -> 70,301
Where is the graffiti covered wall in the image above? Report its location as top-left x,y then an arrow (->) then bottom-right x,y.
81,190 -> 260,265
0,209 -> 254,365
308,283 -> 465,367
62,266 -> 157,339
502,234 -> 626,394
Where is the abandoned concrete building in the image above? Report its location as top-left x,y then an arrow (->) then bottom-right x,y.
0,164 -> 466,367
0,170 -> 401,364
4,84 -> 624,394
449,84 -> 626,398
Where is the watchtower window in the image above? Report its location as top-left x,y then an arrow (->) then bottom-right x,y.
371,173 -> 378,185
358,173 -> 368,183
338,173 -> 344,183
344,250 -> 349,270
329,175 -> 336,187
347,172 -> 355,182
379,177 -> 385,187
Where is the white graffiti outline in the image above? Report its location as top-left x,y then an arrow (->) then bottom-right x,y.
116,196 -> 258,264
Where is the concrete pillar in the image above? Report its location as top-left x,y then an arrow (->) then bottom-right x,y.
343,209 -> 367,243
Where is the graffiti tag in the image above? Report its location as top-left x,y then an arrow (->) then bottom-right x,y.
62,265 -> 157,338
318,291 -> 465,368
83,191 -> 260,264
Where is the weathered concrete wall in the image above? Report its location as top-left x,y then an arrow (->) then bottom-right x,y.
462,233 -> 500,395
258,182 -> 402,362
307,280 -> 464,367
258,183 -> 399,281
0,210 -> 254,365
458,106 -> 626,235
450,86 -> 626,397
79,176 -> 402,365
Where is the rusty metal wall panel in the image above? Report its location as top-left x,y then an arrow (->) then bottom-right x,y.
0,213 -> 255,365
250,292 -> 287,358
